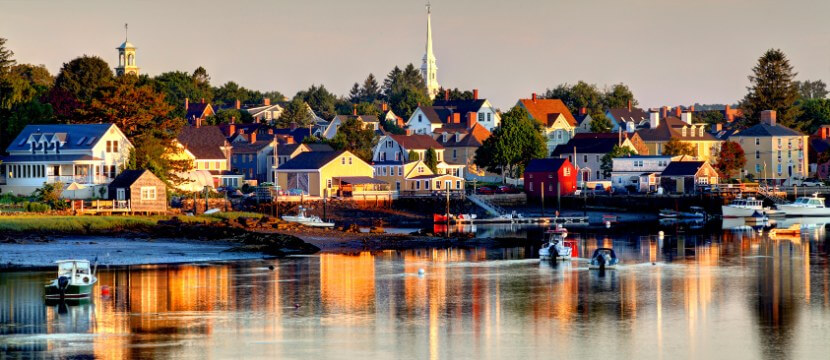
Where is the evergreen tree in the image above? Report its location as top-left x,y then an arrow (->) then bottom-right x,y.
294,84 -> 337,119
0,37 -> 15,75
424,148 -> 438,173
795,80 -> 828,100
329,117 -> 377,161
276,98 -> 314,127
361,73 -> 380,102
383,64 -> 431,119
54,55 -> 114,102
349,82 -> 361,103
740,49 -> 801,127
589,112 -> 613,133
408,150 -> 420,161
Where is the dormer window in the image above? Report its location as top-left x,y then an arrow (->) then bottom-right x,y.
681,127 -> 687,137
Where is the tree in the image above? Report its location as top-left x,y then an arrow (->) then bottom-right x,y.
663,138 -> 696,157
796,98 -> 830,134
436,87 -> 474,101
796,80 -> 828,100
213,81 -> 248,107
75,76 -> 190,184
600,145 -> 636,178
348,83 -> 361,103
408,150 -> 420,161
603,83 -> 637,109
328,117 -> 377,161
210,108 -> 253,125
154,70 -> 214,117
383,64 -> 431,118
474,107 -> 546,179
696,110 -> 725,126
54,55 -> 114,102
715,141 -> 746,179
294,84 -> 337,119
544,81 -> 603,115
276,98 -> 314,127
0,37 -> 15,74
740,49 -> 801,127
424,148 -> 438,173
33,182 -> 65,209
354,102 -> 380,117
589,111 -> 613,133
360,73 -> 381,103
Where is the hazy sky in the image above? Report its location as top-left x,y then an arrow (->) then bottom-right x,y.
2,0 -> 829,110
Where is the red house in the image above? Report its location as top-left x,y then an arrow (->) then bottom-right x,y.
524,158 -> 577,199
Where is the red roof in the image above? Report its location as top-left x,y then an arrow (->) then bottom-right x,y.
389,134 -> 444,150
518,98 -> 577,127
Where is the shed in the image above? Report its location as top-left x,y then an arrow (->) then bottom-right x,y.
659,161 -> 718,194
523,158 -> 577,199
108,170 -> 167,213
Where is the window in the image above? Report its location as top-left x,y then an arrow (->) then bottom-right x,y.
398,166 -> 403,176
756,164 -> 761,173
456,180 -> 461,189
416,181 -> 420,190
387,140 -> 393,148
140,186 -> 157,200
435,181 -> 440,189
777,164 -> 782,174
478,113 -> 484,122
327,179 -> 332,188
755,150 -> 760,159
418,115 -> 423,122
216,161 -> 221,169
563,167 -> 571,176
395,152 -> 401,161
418,166 -> 424,173
341,157 -> 346,165
106,141 -> 112,152
425,180 -> 430,189
777,150 -> 782,159
583,155 -> 588,162
755,138 -> 760,146
452,149 -> 457,159
487,113 -> 492,122
698,128 -> 704,137
597,170 -> 600,179
348,157 -> 353,165
777,138 -> 782,147
383,167 -> 388,176
112,141 -> 118,152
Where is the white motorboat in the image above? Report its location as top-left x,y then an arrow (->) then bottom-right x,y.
722,196 -> 764,218
776,193 -> 830,217
539,227 -> 573,260
45,260 -> 98,300
282,206 -> 335,227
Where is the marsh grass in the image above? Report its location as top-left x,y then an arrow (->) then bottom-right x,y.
0,211 -> 264,233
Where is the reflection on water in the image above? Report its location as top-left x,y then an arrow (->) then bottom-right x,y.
1,228 -> 830,359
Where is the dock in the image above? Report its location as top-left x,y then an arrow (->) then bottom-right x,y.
448,215 -> 589,226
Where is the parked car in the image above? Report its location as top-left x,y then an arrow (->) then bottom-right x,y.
497,185 -> 520,194
476,186 -> 496,195
801,179 -> 823,187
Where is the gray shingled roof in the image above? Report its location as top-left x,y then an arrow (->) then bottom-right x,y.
733,123 -> 803,137
5,124 -> 116,153
278,151 -> 344,170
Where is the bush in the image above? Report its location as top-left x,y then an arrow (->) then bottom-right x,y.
24,201 -> 51,213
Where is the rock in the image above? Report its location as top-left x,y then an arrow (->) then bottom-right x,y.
369,226 -> 384,234
342,224 -> 361,233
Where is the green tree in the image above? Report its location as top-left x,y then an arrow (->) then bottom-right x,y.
474,107 -> 546,179
589,111 -> 613,133
354,102 -> 380,117
361,73 -> 381,102
436,87 -> 475,101
348,82 -> 361,103
75,76 -> 190,184
408,149 -> 420,161
796,98 -> 830,134
740,49 -> 802,127
328,117 -> 377,161
276,98 -> 314,127
383,64 -> 431,118
796,80 -> 828,100
209,108 -> 253,125
33,182 -> 65,209
603,83 -> 637,109
600,145 -> 636,178
0,37 -> 15,74
213,81 -> 249,107
544,81 -> 603,114
294,84 -> 337,119
696,110 -> 725,126
663,138 -> 697,157
54,55 -> 114,102
424,148 -> 438,172
154,69 -> 214,117
714,141 -> 746,179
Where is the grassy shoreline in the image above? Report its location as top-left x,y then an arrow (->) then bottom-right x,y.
0,212 -> 265,233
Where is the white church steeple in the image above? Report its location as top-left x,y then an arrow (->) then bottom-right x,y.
115,23 -> 139,77
421,2 -> 440,99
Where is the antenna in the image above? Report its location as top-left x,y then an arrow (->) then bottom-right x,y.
124,23 -> 128,41
426,1 -> 431,13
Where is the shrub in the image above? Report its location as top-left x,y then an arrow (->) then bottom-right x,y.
24,202 -> 51,213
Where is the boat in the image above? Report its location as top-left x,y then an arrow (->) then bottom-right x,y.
776,193 -> 830,217
722,196 -> 764,218
745,210 -> 768,225
45,260 -> 98,300
770,223 -> 801,237
539,227 -> 573,260
660,208 -> 704,219
659,209 -> 678,218
589,248 -> 619,270
282,206 -> 335,227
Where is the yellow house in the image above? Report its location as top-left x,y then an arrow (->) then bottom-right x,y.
729,110 -> 808,182
373,159 -> 465,196
373,160 -> 431,193
636,113 -> 722,162
516,94 -> 577,154
171,125 -> 242,190
276,150 -> 390,198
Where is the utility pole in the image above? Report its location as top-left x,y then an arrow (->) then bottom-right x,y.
541,181 -> 545,218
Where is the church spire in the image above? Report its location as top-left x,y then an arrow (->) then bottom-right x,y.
421,1 -> 440,99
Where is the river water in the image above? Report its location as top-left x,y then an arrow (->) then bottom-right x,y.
1,223 -> 830,359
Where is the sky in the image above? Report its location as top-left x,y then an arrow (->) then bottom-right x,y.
2,0 -> 830,110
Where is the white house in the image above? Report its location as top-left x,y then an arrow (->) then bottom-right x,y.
322,114 -> 380,139
372,134 -> 464,177
1,124 -> 133,198
552,133 -> 638,183
610,155 -> 687,192
406,90 -> 501,134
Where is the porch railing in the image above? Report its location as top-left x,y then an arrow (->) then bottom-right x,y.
47,175 -> 110,184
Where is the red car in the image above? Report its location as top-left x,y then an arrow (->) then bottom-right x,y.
476,186 -> 496,195
497,185 -> 519,194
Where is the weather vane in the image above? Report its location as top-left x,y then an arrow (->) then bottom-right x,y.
426,1 -> 431,13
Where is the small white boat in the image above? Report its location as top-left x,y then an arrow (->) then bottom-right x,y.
589,248 -> 619,270
282,206 -> 335,227
722,196 -> 764,218
45,260 -> 98,300
777,193 -> 830,217
539,227 -> 572,260
659,209 -> 678,218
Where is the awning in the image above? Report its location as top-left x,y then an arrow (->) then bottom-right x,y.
334,176 -> 388,185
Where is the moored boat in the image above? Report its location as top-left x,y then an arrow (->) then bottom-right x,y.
282,206 -> 335,227
539,227 -> 572,260
722,196 -> 764,218
776,193 -> 830,217
589,248 -> 619,270
45,260 -> 97,300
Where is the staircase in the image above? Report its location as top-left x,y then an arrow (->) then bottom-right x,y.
757,184 -> 787,205
467,194 -> 505,217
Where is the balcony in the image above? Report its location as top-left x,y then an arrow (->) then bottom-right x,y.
47,175 -> 111,185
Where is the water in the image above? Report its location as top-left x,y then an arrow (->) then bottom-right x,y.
2,226 -> 830,359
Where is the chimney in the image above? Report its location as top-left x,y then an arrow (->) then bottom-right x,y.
290,122 -> 297,130
201,98 -> 205,104
195,117 -> 201,128
285,135 -> 295,144
579,107 -> 587,116
649,109 -> 660,129
715,123 -> 723,132
466,112 -> 477,128
660,106 -> 668,119
249,131 -> 257,144
473,89 -> 479,100
725,105 -> 734,122
532,93 -> 537,103
235,99 -> 241,110
405,129 -> 412,136
452,113 -> 461,124
185,97 -> 189,111
690,105 -> 695,112
382,102 -> 388,112
444,89 -> 450,101
675,106 -> 682,117
228,117 -> 236,136
761,110 -> 777,126
267,128 -> 274,135
680,112 -> 692,125
238,129 -> 245,135
263,98 -> 270,106
627,100 -> 632,112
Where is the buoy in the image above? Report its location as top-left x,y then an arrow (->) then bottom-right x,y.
658,231 -> 664,239
605,221 -> 611,228
294,303 -> 300,309
418,268 -> 425,275
268,265 -> 275,271
101,285 -> 110,296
